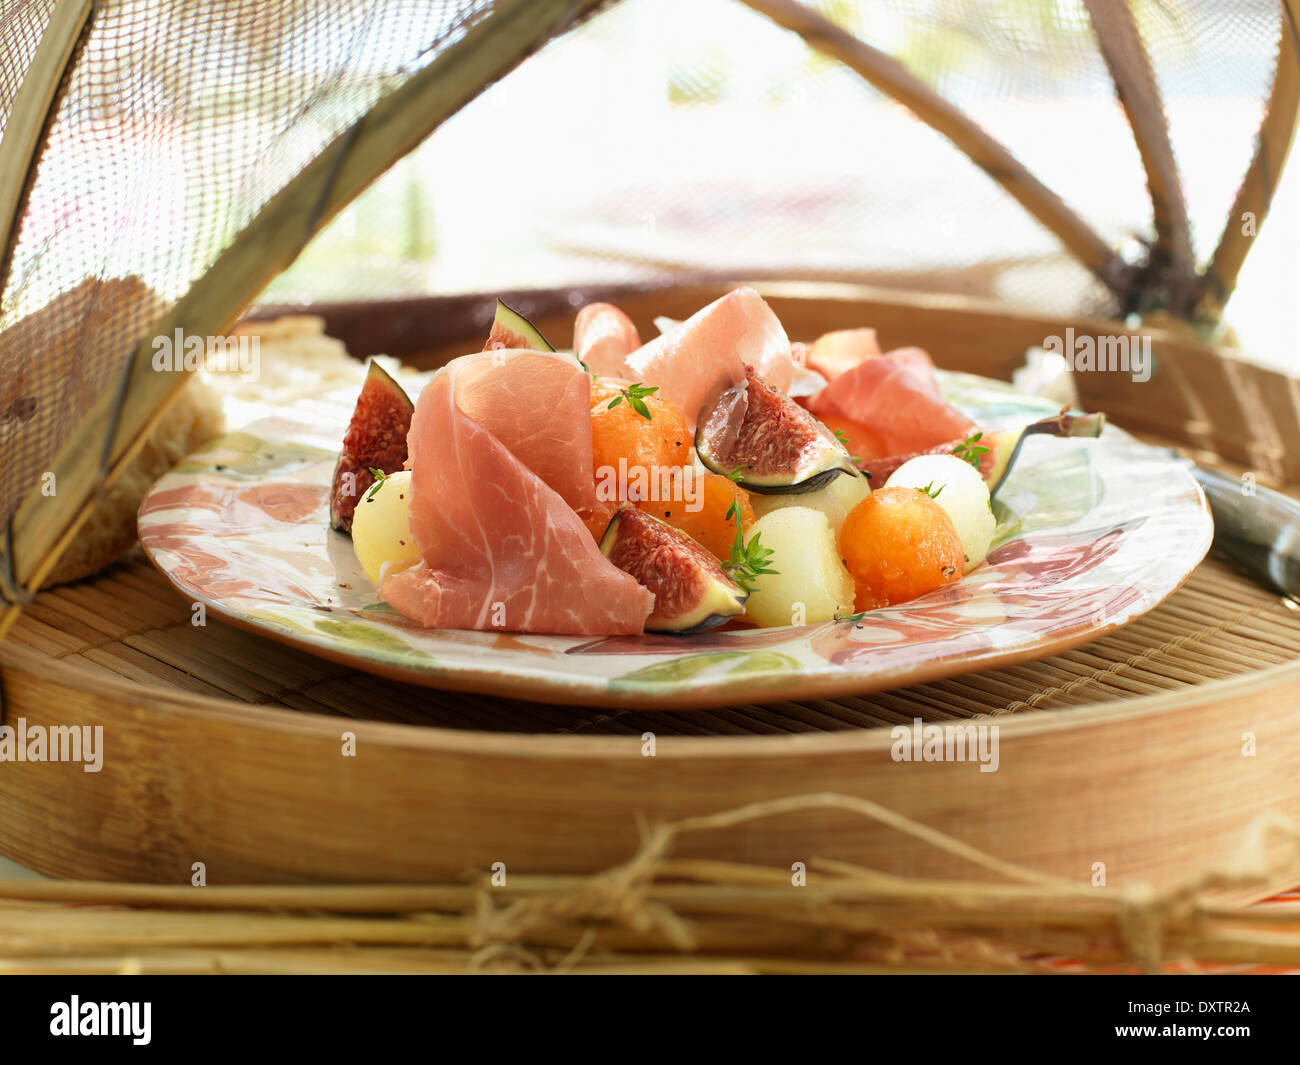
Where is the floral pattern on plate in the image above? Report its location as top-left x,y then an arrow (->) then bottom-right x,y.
137,372 -> 1212,708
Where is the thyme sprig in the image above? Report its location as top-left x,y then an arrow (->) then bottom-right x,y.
723,497 -> 778,593
953,431 -> 990,469
832,427 -> 862,465
365,467 -> 388,501
606,382 -> 659,420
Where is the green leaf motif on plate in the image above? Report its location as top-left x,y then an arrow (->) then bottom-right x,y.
611,651 -> 800,692
939,372 -> 1063,428
313,617 -> 425,657
174,432 -> 333,478
993,449 -> 1101,546
244,608 -> 427,661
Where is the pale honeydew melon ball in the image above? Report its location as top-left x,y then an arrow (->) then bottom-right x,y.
748,471 -> 871,536
743,507 -> 855,628
351,470 -> 421,586
885,454 -> 995,572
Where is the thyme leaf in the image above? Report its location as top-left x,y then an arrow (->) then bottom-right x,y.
365,467 -> 388,501
606,382 -> 659,421
953,431 -> 990,469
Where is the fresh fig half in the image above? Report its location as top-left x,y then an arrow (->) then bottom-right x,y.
483,298 -> 555,352
696,366 -> 859,494
860,409 -> 1105,497
600,508 -> 747,634
329,360 -> 415,534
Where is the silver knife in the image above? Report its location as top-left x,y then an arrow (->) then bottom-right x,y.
1171,453 -> 1300,602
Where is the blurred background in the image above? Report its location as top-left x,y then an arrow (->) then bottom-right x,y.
255,0 -> 1295,368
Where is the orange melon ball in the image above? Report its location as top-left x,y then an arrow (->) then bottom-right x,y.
838,486 -> 964,610
590,380 -> 691,480
637,472 -> 754,561
815,412 -> 889,462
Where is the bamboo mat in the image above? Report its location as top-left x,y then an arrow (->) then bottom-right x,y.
6,547 -> 1297,734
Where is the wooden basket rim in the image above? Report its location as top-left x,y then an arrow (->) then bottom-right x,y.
5,631 -> 1297,759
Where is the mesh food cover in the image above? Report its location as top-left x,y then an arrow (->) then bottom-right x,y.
0,0 -> 612,617
0,0 -> 1295,622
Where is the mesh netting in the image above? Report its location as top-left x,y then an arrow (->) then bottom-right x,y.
0,0 -> 512,542
0,1 -> 52,133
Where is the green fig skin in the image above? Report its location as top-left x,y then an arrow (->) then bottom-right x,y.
859,410 -> 1105,496
696,368 -> 859,495
484,298 -> 556,353
599,509 -> 748,634
328,360 -> 415,534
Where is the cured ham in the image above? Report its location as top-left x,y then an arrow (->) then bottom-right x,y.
574,302 -> 641,378
450,352 -> 593,512
805,327 -> 937,388
806,352 -> 975,457
381,350 -> 653,635
625,287 -> 795,429
804,328 -> 882,382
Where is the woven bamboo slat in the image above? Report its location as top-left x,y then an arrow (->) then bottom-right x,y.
1082,0 -> 1195,314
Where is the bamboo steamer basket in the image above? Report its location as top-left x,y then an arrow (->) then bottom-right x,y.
4,280 -> 1300,898
2,0 -> 1300,973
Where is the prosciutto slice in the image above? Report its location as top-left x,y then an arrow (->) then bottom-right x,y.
805,328 -> 937,388
806,353 -> 975,457
624,287 -> 795,429
574,302 -> 641,378
381,350 -> 653,635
